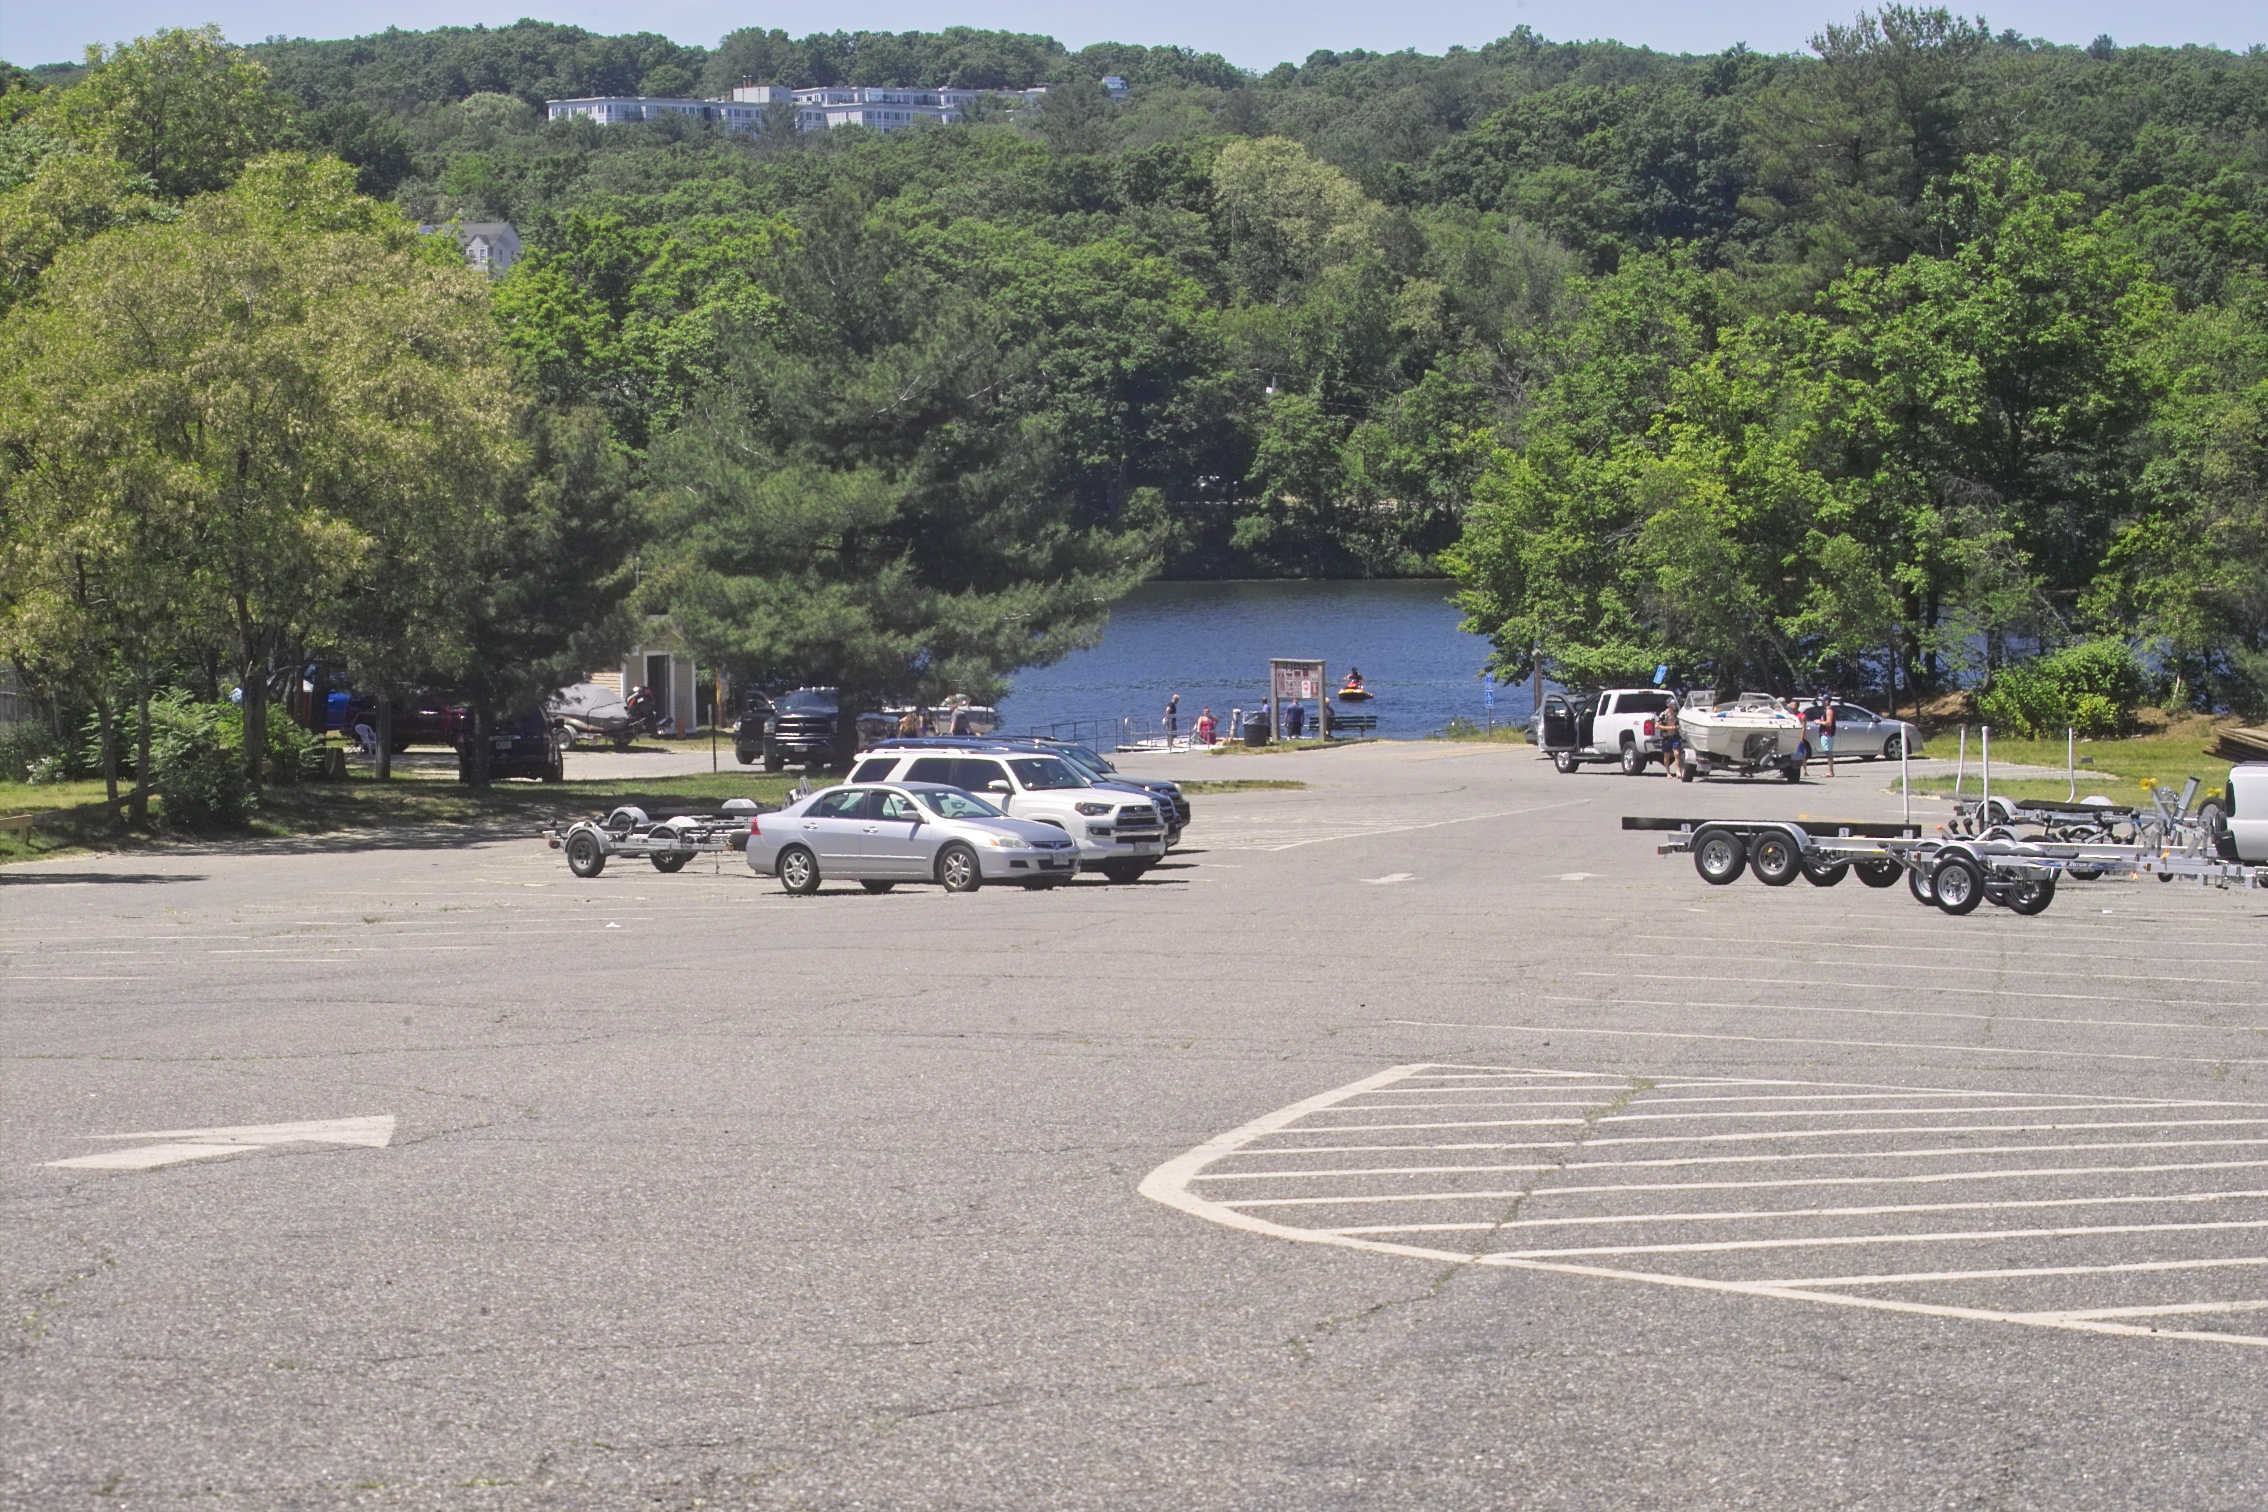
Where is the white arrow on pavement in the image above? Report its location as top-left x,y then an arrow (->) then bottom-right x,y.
46,1115 -> 395,1172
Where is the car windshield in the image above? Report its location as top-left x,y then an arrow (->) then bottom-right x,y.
916,789 -> 1004,819
1008,756 -> 1086,790
778,689 -> 835,712
1060,744 -> 1113,771
1050,749 -> 1104,779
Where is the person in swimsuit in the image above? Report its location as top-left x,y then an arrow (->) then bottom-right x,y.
1659,697 -> 1683,779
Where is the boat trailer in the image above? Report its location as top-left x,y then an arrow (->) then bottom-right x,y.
545,800 -> 764,878
1627,813 -> 2267,917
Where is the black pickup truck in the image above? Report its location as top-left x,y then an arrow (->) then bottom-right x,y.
744,688 -> 841,771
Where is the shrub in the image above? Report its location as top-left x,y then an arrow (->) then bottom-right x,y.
262,703 -> 325,783
0,721 -> 72,784
145,692 -> 252,827
1975,641 -> 2146,739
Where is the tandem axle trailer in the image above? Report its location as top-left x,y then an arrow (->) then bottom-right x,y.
1626,815 -> 2268,917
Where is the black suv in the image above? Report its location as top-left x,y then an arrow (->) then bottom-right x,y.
730,691 -> 776,766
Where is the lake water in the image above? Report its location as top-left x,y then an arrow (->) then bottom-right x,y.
997,579 -> 1520,743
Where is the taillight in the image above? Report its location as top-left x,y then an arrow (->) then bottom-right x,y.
1644,719 -> 1656,736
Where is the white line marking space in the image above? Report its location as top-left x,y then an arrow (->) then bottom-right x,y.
46,1115 -> 396,1172
1138,1066 -> 2268,1348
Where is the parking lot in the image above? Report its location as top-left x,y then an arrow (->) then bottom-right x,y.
5,741 -> 2266,1508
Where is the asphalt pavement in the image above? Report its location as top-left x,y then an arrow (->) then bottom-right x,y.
5,741 -> 2265,1509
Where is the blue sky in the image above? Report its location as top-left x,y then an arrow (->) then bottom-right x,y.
4,2 -> 2263,72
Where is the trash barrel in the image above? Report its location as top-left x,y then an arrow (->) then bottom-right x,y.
1242,717 -> 1270,747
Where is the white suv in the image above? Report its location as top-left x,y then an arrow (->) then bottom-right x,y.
848,746 -> 1168,882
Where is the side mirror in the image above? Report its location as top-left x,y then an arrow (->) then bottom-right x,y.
987,780 -> 1012,795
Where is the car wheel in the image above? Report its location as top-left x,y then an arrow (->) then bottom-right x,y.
1552,751 -> 1578,774
1751,832 -> 1802,886
937,843 -> 982,893
1801,857 -> 1849,887
565,831 -> 607,879
2006,875 -> 2057,915
777,845 -> 819,895
1100,859 -> 1152,884
736,751 -> 756,766
860,880 -> 896,894
1693,829 -> 1746,885
1620,740 -> 1646,775
763,748 -> 784,773
1856,860 -> 1902,889
1931,854 -> 1985,915
1882,733 -> 1903,762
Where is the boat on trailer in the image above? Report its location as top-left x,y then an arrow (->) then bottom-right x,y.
1677,692 -> 1806,782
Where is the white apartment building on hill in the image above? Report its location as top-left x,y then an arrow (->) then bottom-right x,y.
545,78 -> 1111,136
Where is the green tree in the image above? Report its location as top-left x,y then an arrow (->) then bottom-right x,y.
52,26 -> 296,200
0,154 -> 522,788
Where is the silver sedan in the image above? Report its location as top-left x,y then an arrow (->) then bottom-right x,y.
745,782 -> 1080,894
1795,701 -> 1925,761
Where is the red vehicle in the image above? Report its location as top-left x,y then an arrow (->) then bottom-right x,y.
339,692 -> 466,752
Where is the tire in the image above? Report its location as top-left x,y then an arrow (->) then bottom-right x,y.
1552,751 -> 1578,774
763,747 -> 784,773
937,843 -> 982,893
736,751 -> 756,766
777,845 -> 819,895
651,852 -> 690,874
2066,866 -> 2103,881
860,880 -> 896,894
1931,854 -> 1985,915
1856,860 -> 1902,889
1908,865 -> 1937,906
541,753 -> 562,783
1680,764 -> 1696,783
1620,740 -> 1646,775
1801,857 -> 1849,887
565,831 -> 607,879
1882,732 -> 1903,762
1693,829 -> 1746,885
1751,832 -> 1803,886
1100,859 -> 1153,884
2007,875 -> 2057,915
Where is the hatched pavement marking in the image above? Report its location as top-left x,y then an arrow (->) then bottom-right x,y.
1140,1063 -> 2268,1346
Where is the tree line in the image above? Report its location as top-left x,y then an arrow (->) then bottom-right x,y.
3,12 -> 2265,817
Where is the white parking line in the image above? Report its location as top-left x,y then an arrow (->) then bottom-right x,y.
1384,1016 -> 2268,1068
1572,973 -> 2265,1021
1141,1063 -> 2268,1348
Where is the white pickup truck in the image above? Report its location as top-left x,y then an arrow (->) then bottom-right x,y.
1538,688 -> 1678,774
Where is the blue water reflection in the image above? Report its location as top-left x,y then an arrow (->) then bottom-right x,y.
999,579 -> 1524,741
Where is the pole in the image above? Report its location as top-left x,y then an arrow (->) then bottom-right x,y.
1982,724 -> 1991,818
1901,721 -> 1911,827
2067,726 -> 2075,801
1953,726 -> 1967,800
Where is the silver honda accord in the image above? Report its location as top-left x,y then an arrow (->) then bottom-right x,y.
746,782 -> 1081,894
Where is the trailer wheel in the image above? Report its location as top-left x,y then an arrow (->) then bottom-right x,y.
1801,857 -> 1850,887
1693,830 -> 1746,885
1751,832 -> 1803,886
2007,875 -> 2057,915
651,852 -> 690,874
1931,855 -> 1985,915
1908,865 -> 1937,906
565,830 -> 607,879
1680,763 -> 1696,783
1856,860 -> 1901,889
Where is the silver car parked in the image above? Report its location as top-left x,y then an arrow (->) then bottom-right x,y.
1793,701 -> 1925,761
745,782 -> 1080,894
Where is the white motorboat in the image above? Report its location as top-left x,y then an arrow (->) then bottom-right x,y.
1679,693 -> 1805,779
878,698 -> 1001,736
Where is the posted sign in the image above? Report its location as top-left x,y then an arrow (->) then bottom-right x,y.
1272,660 -> 1324,701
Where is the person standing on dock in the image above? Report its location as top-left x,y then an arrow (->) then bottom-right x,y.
1164,692 -> 1180,740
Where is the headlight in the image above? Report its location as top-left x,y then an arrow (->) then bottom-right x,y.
1074,801 -> 1112,816
982,834 -> 1026,848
